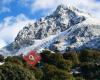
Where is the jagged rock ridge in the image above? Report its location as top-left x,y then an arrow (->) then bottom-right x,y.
0,5 -> 100,56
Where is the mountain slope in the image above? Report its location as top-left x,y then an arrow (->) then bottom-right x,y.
0,5 -> 100,56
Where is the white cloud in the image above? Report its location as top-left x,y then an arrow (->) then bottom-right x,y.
0,39 -> 6,49
0,0 -> 13,14
0,14 -> 35,47
1,0 -> 13,5
17,0 -> 100,19
66,0 -> 100,11
30,0 -> 100,19
66,0 -> 100,19
31,0 -> 65,12
0,7 -> 10,14
18,0 -> 34,7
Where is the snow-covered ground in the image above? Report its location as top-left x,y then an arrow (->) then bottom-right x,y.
0,62 -> 4,65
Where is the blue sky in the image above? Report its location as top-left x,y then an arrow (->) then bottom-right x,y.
0,0 -> 100,48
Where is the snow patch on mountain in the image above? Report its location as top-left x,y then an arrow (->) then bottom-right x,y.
0,5 -> 100,57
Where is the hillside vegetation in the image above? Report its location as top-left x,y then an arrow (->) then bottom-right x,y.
0,49 -> 100,80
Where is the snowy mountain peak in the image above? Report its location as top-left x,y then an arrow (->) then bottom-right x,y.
55,4 -> 78,12
55,4 -> 67,11
54,4 -> 90,17
13,5 -> 87,48
0,5 -> 100,57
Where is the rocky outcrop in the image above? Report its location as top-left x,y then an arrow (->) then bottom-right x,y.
0,5 -> 100,56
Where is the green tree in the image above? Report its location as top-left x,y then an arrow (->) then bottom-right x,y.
43,64 -> 73,80
32,67 -> 43,80
5,56 -> 25,66
79,49 -> 100,63
75,77 -> 85,80
81,62 -> 100,80
63,51 -> 80,65
0,62 -> 36,80
0,54 -> 4,62
41,50 -> 52,63
57,59 -> 72,71
49,53 -> 64,65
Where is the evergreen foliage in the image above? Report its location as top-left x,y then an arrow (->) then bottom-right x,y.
0,49 -> 100,80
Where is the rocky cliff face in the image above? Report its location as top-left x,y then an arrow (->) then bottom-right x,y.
14,5 -> 86,48
0,5 -> 100,56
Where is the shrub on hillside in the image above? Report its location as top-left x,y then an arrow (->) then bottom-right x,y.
79,49 -> 100,63
0,62 -> 36,80
42,64 -> 73,80
63,51 -> 80,65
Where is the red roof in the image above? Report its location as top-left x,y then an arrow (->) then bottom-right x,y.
23,50 -> 41,66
